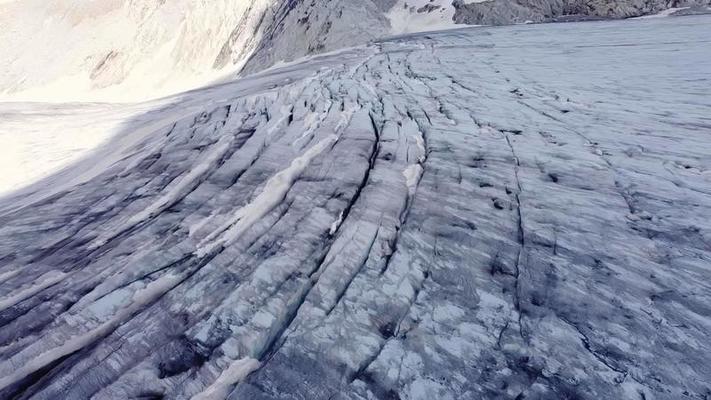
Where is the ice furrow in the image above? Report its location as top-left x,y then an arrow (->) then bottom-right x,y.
197,133 -> 339,257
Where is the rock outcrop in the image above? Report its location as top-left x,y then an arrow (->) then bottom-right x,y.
452,0 -> 711,25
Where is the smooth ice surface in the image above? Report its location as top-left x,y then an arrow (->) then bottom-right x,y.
0,15 -> 710,400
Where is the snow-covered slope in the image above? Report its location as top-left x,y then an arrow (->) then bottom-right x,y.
0,0 -> 277,102
1,15 -> 710,400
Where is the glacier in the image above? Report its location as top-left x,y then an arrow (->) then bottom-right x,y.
0,11 -> 710,400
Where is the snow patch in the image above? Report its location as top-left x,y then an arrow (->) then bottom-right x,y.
403,164 -> 424,194
631,7 -> 690,19
387,0 -> 457,34
330,210 -> 345,235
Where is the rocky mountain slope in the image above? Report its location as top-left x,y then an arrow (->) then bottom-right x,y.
1,14 -> 710,400
452,0 -> 711,24
233,0 -> 395,74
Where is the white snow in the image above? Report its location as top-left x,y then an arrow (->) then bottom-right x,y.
403,164 -> 424,194
386,0 -> 484,34
330,210 -> 345,235
631,7 -> 690,19
0,103 -> 128,196
387,0 -> 458,34
0,0 -> 273,103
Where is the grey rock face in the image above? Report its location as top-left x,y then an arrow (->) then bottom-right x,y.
238,0 -> 393,74
1,15 -> 711,400
452,0 -> 711,24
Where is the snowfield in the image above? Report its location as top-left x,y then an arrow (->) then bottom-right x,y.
0,0 -> 280,102
0,14 -> 710,400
